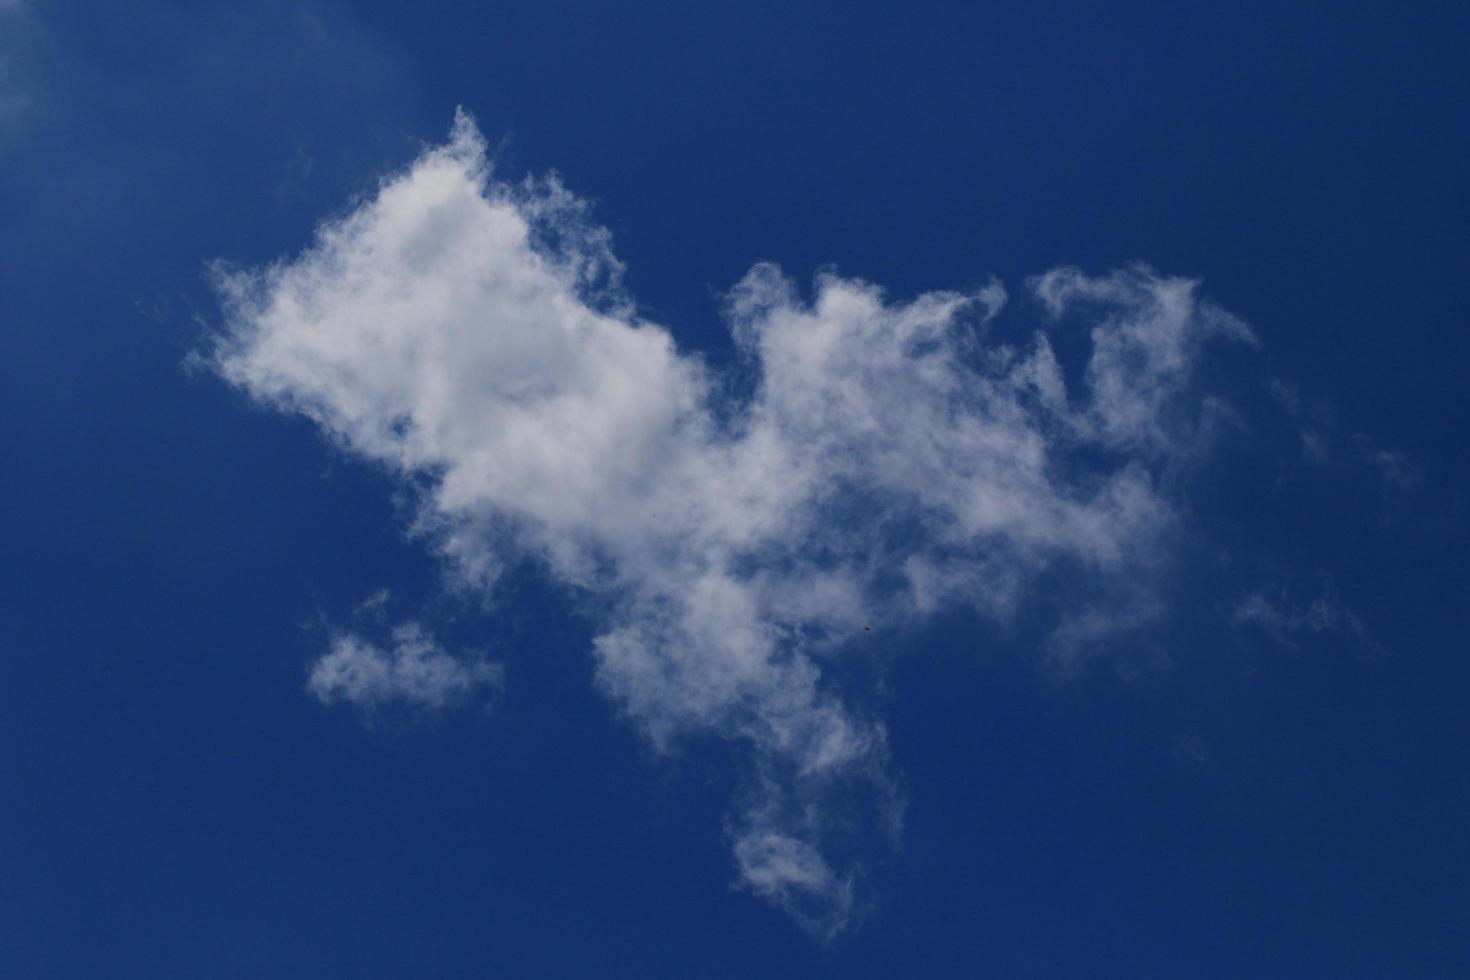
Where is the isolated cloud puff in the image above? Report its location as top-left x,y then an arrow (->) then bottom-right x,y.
308,622 -> 504,716
1233,579 -> 1384,659
209,109 -> 1254,938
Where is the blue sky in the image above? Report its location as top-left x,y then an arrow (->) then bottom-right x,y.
2,1 -> 1467,975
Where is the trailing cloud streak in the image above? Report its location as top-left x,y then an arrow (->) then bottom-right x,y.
209,111 -> 1254,937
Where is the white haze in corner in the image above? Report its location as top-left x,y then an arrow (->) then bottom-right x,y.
209,110 -> 1254,938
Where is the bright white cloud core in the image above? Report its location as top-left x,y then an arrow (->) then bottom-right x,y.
210,109 -> 1254,938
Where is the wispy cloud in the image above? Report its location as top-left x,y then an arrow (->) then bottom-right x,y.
1268,378 -> 1334,463
1268,378 -> 1420,498
1353,435 -> 1421,494
1233,578 -> 1385,659
308,621 -> 504,717
208,110 -> 1256,937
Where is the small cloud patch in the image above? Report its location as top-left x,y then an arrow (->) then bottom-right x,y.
308,622 -> 504,717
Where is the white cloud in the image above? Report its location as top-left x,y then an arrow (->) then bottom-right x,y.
308,622 -> 504,715
734,828 -> 857,941
1267,380 -> 1419,497
1353,435 -> 1421,494
209,109 -> 1254,937
1233,579 -> 1384,659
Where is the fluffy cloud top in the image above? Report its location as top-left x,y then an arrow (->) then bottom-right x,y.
210,109 -> 1252,938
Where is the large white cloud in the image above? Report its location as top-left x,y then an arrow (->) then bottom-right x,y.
210,109 -> 1253,938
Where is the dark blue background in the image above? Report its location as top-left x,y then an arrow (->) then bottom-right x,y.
2,2 -> 1465,975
